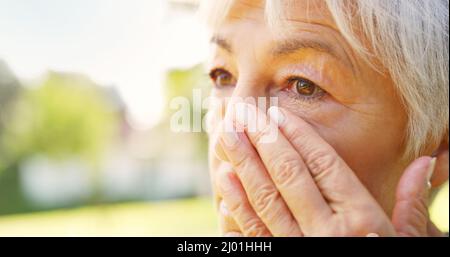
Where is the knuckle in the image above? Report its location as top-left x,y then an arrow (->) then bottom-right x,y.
268,154 -> 302,187
223,232 -> 243,237
396,196 -> 428,216
242,219 -> 268,237
253,125 -> 273,145
223,199 -> 270,237
232,153 -> 253,172
226,198 -> 245,215
306,149 -> 340,177
329,214 -> 373,236
287,126 -> 305,143
345,211 -> 386,236
252,184 -> 279,215
288,125 -> 313,147
350,215 -> 374,235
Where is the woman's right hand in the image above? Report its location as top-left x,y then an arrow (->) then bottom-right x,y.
213,162 -> 244,237
216,156 -> 446,237
212,123 -> 448,237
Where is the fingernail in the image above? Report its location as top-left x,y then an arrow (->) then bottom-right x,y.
235,103 -> 254,126
426,157 -> 437,189
235,103 -> 248,125
219,200 -> 230,216
267,106 -> 285,126
221,121 -> 239,147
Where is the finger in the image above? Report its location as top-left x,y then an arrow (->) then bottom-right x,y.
427,221 -> 445,237
219,119 -> 302,236
214,132 -> 229,162
217,169 -> 272,237
232,103 -> 332,232
209,104 -> 229,162
431,147 -> 449,187
211,162 -> 234,211
392,156 -> 437,236
267,106 -> 377,211
224,232 -> 244,237
213,163 -> 240,235
211,120 -> 229,163
219,200 -> 242,235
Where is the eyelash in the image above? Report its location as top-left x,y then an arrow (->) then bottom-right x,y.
208,68 -> 236,89
208,68 -> 327,102
284,76 -> 326,102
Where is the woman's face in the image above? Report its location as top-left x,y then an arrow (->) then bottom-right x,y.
207,0 -> 409,215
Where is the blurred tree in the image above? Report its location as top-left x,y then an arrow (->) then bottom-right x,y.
0,61 -> 20,130
164,64 -> 210,160
0,60 -> 21,172
0,71 -> 120,214
165,64 -> 209,103
1,72 -> 118,165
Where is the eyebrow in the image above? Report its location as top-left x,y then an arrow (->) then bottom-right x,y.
274,39 -> 355,72
210,36 -> 233,53
272,39 -> 336,57
210,35 -> 354,71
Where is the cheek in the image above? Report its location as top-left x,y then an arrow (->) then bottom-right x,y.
316,105 -> 407,211
280,95 -> 407,197
323,114 -> 406,176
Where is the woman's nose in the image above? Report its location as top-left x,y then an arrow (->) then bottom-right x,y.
230,77 -> 271,109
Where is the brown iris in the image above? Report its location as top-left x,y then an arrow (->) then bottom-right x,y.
209,69 -> 236,88
293,78 -> 319,96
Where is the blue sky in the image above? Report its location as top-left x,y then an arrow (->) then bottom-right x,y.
0,0 -> 208,128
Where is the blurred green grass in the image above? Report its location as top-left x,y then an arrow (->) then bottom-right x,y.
0,184 -> 447,236
0,197 -> 219,236
430,182 -> 449,232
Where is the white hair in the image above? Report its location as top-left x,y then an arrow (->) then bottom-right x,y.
199,0 -> 449,158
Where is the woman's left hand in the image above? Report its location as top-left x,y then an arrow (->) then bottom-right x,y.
215,103 -> 439,237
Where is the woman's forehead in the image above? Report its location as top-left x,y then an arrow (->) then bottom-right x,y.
209,0 -> 352,66
210,0 -> 338,32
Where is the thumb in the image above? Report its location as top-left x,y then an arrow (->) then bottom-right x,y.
392,156 -> 437,236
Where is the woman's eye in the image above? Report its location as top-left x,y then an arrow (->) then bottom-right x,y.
209,69 -> 236,88
287,77 -> 325,99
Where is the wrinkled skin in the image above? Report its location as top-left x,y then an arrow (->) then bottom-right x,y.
207,0 -> 448,236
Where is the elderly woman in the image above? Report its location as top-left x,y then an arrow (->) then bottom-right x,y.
202,0 -> 448,236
